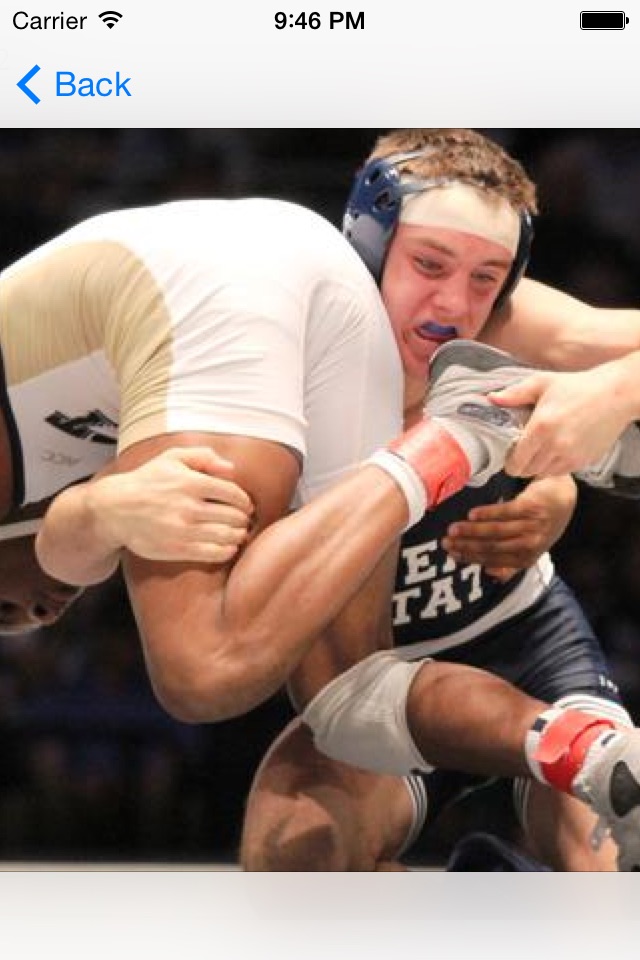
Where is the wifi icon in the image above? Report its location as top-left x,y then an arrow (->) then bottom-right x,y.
98,10 -> 123,28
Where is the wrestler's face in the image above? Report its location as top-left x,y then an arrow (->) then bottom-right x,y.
0,537 -> 82,634
381,224 -> 513,399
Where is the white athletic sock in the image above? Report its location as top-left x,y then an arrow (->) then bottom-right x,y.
367,450 -> 428,529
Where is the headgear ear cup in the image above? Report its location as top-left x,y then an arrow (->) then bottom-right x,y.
343,150 -> 533,305
342,151 -> 432,280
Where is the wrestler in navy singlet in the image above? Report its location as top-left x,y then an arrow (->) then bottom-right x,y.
393,471 -> 625,832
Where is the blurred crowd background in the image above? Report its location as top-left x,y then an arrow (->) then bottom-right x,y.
1,128 -> 640,866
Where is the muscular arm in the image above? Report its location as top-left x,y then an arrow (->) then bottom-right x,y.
483,277 -> 640,370
481,279 -> 640,476
107,433 -> 406,724
286,544 -> 399,712
288,477 -> 574,710
284,478 -> 575,710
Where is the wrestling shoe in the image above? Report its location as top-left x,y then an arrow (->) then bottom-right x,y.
425,340 -> 534,486
371,340 -> 540,521
572,727 -> 640,871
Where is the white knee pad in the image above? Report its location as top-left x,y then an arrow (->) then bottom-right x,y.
301,651 -> 434,776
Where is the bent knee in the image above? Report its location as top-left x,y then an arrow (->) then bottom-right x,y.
241,796 -> 358,871
151,672 -> 251,724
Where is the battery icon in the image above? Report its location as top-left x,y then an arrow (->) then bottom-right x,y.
580,10 -> 628,28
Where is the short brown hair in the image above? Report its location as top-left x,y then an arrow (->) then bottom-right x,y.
369,129 -> 537,215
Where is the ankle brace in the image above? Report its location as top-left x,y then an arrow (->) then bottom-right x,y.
387,418 -> 475,508
525,708 -> 618,793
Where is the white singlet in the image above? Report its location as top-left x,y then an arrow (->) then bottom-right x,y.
0,199 -> 403,506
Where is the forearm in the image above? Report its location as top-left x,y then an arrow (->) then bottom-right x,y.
117,417 -> 480,722
538,312 -> 640,371
129,465 -> 407,722
227,468 -> 404,630
593,351 -> 640,422
36,481 -> 120,586
287,542 -> 398,711
484,278 -> 640,370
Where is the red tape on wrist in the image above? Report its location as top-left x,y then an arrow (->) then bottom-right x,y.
389,419 -> 471,508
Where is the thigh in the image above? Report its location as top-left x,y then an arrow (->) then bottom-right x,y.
240,718 -> 415,871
